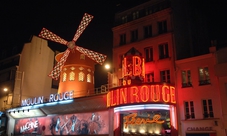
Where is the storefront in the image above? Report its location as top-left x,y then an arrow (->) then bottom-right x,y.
182,122 -> 218,136
6,91 -> 110,136
107,83 -> 178,136
14,111 -> 109,135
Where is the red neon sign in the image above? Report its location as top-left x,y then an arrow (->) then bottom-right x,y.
122,56 -> 145,85
107,84 -> 176,107
123,113 -> 165,128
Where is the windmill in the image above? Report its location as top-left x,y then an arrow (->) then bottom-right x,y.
39,13 -> 107,80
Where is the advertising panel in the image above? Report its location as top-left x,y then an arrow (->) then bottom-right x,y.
121,110 -> 171,135
14,111 -> 109,135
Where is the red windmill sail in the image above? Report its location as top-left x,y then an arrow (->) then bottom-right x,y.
39,13 -> 107,80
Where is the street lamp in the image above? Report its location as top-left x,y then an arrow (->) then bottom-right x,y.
105,64 -> 110,70
104,63 -> 114,90
3,88 -> 8,92
3,88 -> 8,109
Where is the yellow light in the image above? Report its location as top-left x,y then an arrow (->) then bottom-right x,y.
123,128 -> 129,133
3,88 -> 8,92
105,64 -> 110,70
139,129 -> 146,133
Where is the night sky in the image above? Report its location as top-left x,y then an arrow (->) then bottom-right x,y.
1,0 -> 227,87
0,0 -> 148,88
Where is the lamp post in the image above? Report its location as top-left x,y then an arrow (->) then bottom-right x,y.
3,88 -> 8,110
104,64 -> 113,90
3,88 -> 8,92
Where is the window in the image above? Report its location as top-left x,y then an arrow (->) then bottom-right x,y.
122,16 -> 128,23
80,54 -> 85,60
120,34 -> 126,45
78,72 -> 85,81
69,71 -> 75,81
158,20 -> 167,34
87,74 -> 91,83
199,67 -> 210,85
145,72 -> 154,82
159,43 -> 169,59
181,70 -> 192,87
160,70 -> 170,83
144,25 -> 152,38
132,11 -> 139,20
62,72 -> 67,82
202,99 -> 214,118
145,7 -> 153,15
131,29 -> 138,42
144,47 -> 153,62
184,101 -> 195,119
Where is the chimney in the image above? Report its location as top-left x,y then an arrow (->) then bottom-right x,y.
210,40 -> 217,53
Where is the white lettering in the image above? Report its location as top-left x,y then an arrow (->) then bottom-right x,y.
20,120 -> 39,133
21,97 -> 44,106
21,91 -> 74,106
187,127 -> 212,131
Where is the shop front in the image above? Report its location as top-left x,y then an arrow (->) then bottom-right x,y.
182,121 -> 218,136
6,91 -> 109,136
107,83 -> 178,136
14,111 -> 109,135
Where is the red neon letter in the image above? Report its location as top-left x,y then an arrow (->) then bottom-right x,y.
151,85 -> 160,102
140,85 -> 149,102
133,56 -> 142,76
111,90 -> 116,106
120,88 -> 128,104
130,86 -> 139,103
107,92 -> 111,107
162,85 -> 170,102
170,86 -> 176,103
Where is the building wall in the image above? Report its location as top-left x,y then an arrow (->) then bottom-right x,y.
111,1 -> 177,136
176,53 -> 226,136
214,47 -> 227,132
112,2 -> 174,86
19,36 -> 57,101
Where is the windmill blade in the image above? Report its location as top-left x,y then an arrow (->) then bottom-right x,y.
72,13 -> 94,42
39,28 -> 68,45
75,46 -> 107,65
49,49 -> 71,80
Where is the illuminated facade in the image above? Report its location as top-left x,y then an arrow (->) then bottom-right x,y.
111,1 -> 177,135
55,50 -> 96,97
0,36 -> 57,111
176,47 -> 227,136
0,36 -> 58,133
2,1 -> 227,136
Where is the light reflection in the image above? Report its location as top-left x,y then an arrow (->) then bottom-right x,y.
114,104 -> 170,112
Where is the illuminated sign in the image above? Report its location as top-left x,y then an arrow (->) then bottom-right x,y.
122,56 -> 145,78
21,91 -> 74,106
14,111 -> 109,135
20,120 -> 39,133
124,113 -> 164,128
107,84 -> 176,107
121,49 -> 145,85
187,127 -> 212,131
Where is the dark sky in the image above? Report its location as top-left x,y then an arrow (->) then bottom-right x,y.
0,0 -> 148,87
0,0 -> 147,50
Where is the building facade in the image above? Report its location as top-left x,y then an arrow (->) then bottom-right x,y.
0,36 -> 58,131
2,0 -> 227,136
111,0 -> 177,135
176,47 -> 227,136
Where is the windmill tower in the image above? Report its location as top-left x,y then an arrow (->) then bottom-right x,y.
39,13 -> 107,97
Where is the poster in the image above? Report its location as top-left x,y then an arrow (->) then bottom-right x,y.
14,111 -> 109,135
